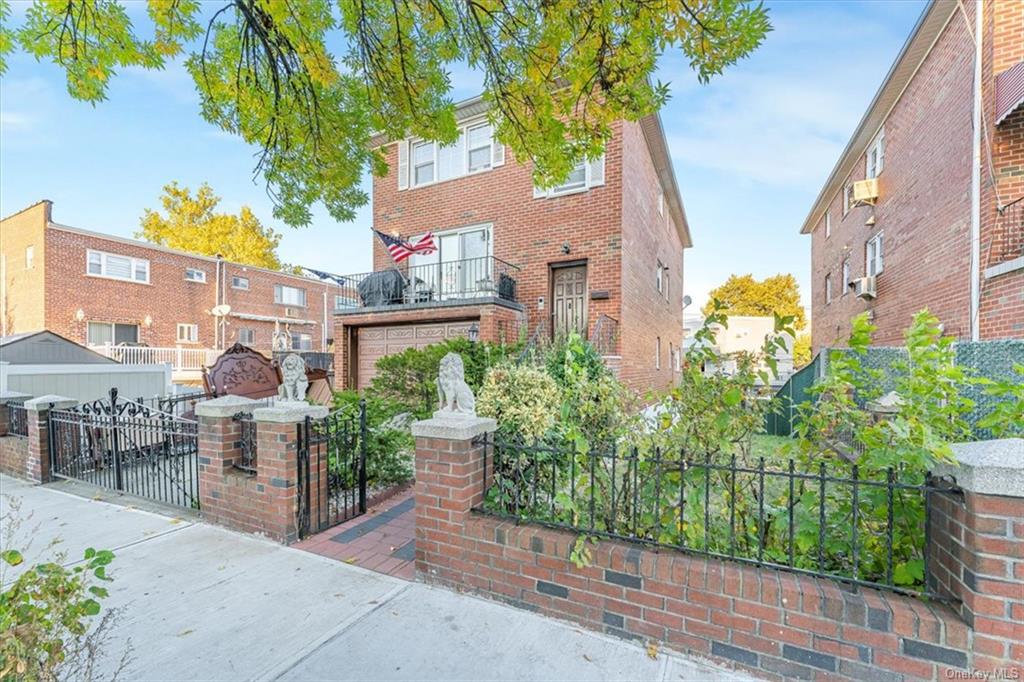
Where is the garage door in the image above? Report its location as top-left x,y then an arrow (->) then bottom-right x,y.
356,321 -> 475,390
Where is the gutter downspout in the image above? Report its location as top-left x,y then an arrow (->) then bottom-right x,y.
969,0 -> 982,342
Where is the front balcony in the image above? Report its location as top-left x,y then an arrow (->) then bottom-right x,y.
335,256 -> 519,314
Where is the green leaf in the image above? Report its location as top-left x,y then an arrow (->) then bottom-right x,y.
723,387 -> 742,407
89,586 -> 110,598
1,549 -> 23,566
82,599 -> 101,616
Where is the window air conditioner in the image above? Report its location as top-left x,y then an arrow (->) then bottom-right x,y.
852,179 -> 879,205
853,276 -> 877,300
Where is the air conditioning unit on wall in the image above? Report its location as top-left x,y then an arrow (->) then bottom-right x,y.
853,276 -> 877,300
852,179 -> 880,205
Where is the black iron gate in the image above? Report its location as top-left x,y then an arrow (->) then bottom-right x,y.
49,388 -> 200,509
297,402 -> 367,538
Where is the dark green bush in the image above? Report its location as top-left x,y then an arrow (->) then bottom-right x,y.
333,390 -> 414,487
367,337 -> 520,417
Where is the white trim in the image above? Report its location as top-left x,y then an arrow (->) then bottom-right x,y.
231,275 -> 250,290
176,323 -> 199,343
535,154 -> 606,199
969,0 -> 982,342
984,255 -> 1024,279
407,116 -> 501,189
866,232 -> 885,277
86,248 -> 150,284
185,267 -> 207,283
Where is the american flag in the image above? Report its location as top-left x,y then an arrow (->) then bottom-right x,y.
373,229 -> 437,264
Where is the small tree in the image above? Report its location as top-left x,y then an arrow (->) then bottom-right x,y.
138,183 -> 286,270
703,273 -> 807,331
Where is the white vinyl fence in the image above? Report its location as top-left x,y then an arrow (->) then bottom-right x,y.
0,362 -> 172,404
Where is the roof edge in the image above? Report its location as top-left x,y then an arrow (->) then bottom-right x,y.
799,0 -> 956,235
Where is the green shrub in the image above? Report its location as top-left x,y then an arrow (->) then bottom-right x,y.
368,338 -> 519,417
478,364 -> 561,443
543,332 -> 608,388
1,538 -> 124,680
333,391 -> 414,487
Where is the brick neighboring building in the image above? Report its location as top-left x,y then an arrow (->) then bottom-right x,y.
1,201 -> 343,363
803,0 -> 1024,352
334,97 -> 691,393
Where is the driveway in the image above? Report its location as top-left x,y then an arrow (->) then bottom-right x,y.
1,475 -> 751,681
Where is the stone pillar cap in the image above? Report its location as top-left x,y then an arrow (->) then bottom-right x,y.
195,394 -> 258,418
24,395 -> 77,412
411,413 -> 497,440
0,390 -> 32,405
253,401 -> 329,423
933,439 -> 1024,497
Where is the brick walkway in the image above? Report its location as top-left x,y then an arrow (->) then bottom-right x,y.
293,490 -> 416,580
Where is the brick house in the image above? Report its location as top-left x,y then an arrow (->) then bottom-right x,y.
1,201 -> 344,371
802,0 -> 1023,352
333,97 -> 692,392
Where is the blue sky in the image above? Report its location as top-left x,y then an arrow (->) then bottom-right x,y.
0,0 -> 926,315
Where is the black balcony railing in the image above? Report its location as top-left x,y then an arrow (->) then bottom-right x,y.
997,197 -> 1024,262
337,256 -> 519,309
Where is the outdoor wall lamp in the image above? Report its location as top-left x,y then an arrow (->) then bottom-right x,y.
468,323 -> 480,344
74,308 -> 85,322
143,315 -> 153,328
561,242 -> 571,255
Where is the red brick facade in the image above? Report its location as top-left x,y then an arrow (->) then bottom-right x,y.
1,201 -> 342,355
808,0 -> 1024,351
337,111 -> 689,394
413,427 -> 1023,682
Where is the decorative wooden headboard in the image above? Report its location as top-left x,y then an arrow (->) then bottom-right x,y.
203,343 -> 281,399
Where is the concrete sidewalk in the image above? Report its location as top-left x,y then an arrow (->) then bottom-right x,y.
1,475 -> 752,681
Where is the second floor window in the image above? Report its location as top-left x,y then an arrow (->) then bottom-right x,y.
404,120 -> 503,189
843,184 -> 855,216
656,260 -> 665,294
825,273 -> 833,304
866,233 -> 884,277
842,258 -> 851,293
274,284 -> 306,307
535,155 -> 605,198
413,140 -> 435,185
177,323 -> 199,343
185,268 -> 206,283
25,246 -> 34,269
231,276 -> 249,290
87,249 -> 149,283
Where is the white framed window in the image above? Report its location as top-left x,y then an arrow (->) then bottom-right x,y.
843,184 -> 855,216
185,268 -> 206,283
866,232 -> 884,277
274,284 -> 306,307
842,258 -> 851,294
656,260 -> 665,294
534,155 -> 606,198
403,119 -> 504,189
657,191 -> 665,216
866,128 -> 885,179
231,276 -> 249,290
656,337 -> 662,370
466,122 -> 493,173
176,323 -> 199,343
413,140 -> 436,186
825,273 -> 833,305
825,212 -> 831,238
25,246 -> 34,269
87,249 -> 149,283
674,345 -> 682,372
335,295 -> 358,310
291,332 -> 313,351
238,327 -> 255,345
87,322 -> 138,346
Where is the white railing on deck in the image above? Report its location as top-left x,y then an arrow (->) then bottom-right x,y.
92,344 -> 220,372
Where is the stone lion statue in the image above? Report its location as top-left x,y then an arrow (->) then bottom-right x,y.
436,352 -> 476,415
278,353 -> 309,402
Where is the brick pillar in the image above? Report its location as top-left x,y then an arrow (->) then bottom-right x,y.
333,319 -> 350,391
412,411 -> 496,582
196,396 -> 328,543
932,439 -> 1024,674
20,395 -> 77,483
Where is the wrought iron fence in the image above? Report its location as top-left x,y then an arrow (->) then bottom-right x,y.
589,314 -> 619,356
49,389 -> 200,509
297,404 -> 368,538
6,401 -> 28,437
997,196 -> 1024,262
233,412 -> 258,474
477,433 -> 959,599
338,256 -> 519,308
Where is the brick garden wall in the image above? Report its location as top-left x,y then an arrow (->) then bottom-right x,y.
0,435 -> 30,480
414,431 -> 1023,681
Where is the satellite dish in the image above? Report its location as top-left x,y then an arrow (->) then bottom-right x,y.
211,304 -> 232,317
683,295 -> 693,308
